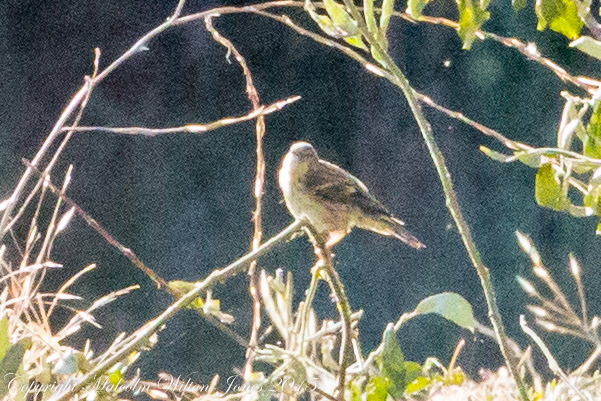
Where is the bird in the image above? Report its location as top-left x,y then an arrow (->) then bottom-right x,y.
278,141 -> 425,249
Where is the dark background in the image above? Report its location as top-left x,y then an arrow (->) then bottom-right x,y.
1,0 -> 600,387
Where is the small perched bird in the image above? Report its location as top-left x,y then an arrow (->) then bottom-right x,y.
278,141 -> 425,249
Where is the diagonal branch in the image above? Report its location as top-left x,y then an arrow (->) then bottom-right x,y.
52,218 -> 305,401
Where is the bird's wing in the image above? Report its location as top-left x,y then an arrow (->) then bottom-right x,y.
301,160 -> 391,218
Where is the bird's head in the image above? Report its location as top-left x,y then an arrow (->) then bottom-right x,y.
288,141 -> 319,162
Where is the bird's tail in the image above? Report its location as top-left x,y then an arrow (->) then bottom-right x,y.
363,215 -> 426,249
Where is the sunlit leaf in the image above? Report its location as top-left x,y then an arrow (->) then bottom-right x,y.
380,0 -> 396,33
456,0 -> 490,49
306,5 -> 347,38
535,163 -> 564,211
377,325 -> 423,398
344,35 -> 368,50
108,364 -> 124,387
364,0 -> 378,33
371,45 -> 389,67
480,146 -> 514,163
405,375 -> 431,394
324,0 -> 359,36
570,36 -> 601,60
535,0 -> 583,39
584,184 -> 601,215
584,136 -> 601,159
365,376 -> 388,401
407,0 -> 436,18
167,280 -> 196,296
515,152 -> 546,168
414,292 -> 476,331
400,361 -> 422,387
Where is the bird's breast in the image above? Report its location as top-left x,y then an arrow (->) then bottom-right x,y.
278,152 -> 295,197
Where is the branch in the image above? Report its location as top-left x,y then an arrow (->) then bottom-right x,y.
60,96 -> 300,136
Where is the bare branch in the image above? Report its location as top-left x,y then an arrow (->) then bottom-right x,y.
61,96 -> 300,137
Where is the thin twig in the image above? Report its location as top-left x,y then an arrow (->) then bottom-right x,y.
394,11 -> 599,92
61,97 -> 299,136
23,159 -> 167,289
520,315 -> 591,400
204,15 -> 267,381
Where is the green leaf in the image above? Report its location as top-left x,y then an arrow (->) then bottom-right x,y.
584,181 -> 601,215
480,146 -> 514,163
168,280 -> 204,309
377,325 -> 423,398
167,280 -> 196,295
400,361 -> 422,387
365,376 -> 389,401
512,0 -> 527,11
344,35 -> 368,50
406,375 -> 431,394
584,136 -> 601,158
407,0 -> 436,18
351,382 -> 363,401
380,324 -> 405,371
535,163 -> 565,211
380,0 -> 396,33
0,319 -> 10,362
515,151 -> 546,167
371,45 -> 389,67
14,358 -> 27,401
588,100 -> 601,140
535,0 -> 583,39
324,0 -> 360,36
305,3 -> 347,38
456,0 -> 490,49
570,36 -> 601,60
365,0 -> 378,34
414,292 -> 476,332
52,348 -> 82,375
0,338 -> 32,398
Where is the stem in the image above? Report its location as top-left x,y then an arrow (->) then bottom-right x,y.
306,227 -> 353,400
204,16 -> 268,379
338,1 -> 527,398
297,263 -> 321,356
322,261 -> 353,400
